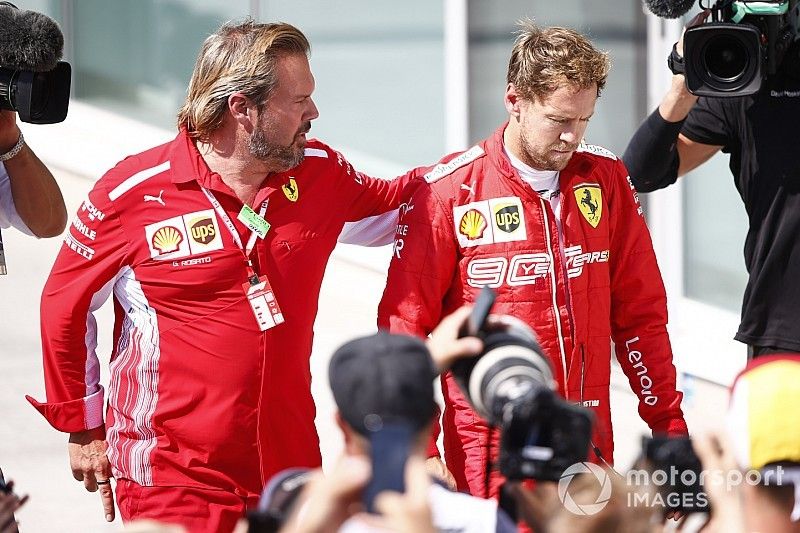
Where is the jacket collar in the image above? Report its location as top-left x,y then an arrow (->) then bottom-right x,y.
485,122 -> 586,191
168,128 -> 257,200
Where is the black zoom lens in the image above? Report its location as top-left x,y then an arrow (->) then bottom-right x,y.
684,23 -> 763,97
0,62 -> 71,124
703,34 -> 749,82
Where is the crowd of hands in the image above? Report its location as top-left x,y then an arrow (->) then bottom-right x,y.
0,430 -> 758,533
241,308 -> 753,533
238,430 -> 747,533
0,307 -> 756,533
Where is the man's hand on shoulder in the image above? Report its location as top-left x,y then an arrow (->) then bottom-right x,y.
69,426 -> 115,522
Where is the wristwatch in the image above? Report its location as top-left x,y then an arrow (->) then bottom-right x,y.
667,42 -> 685,76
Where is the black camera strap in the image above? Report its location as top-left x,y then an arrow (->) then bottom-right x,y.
0,228 -> 6,275
667,43 -> 686,76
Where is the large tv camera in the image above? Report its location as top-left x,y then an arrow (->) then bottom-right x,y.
451,288 -> 595,481
646,0 -> 800,96
0,2 -> 70,123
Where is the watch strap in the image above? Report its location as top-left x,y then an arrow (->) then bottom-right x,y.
667,42 -> 686,76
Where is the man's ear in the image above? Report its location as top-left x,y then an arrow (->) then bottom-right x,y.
229,93 -> 257,130
335,412 -> 350,442
504,83 -> 521,116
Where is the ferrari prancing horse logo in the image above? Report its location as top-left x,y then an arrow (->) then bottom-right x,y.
282,177 -> 299,202
574,184 -> 602,228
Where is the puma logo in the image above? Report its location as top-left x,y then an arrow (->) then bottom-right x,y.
460,183 -> 475,195
144,190 -> 165,206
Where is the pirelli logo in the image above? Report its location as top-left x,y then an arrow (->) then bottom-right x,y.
64,234 -> 95,260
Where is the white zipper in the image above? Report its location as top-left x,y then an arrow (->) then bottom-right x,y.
539,196 -> 569,396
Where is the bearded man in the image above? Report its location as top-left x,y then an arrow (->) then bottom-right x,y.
28,20 -> 408,533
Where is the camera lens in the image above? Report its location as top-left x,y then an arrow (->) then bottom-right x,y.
683,22 -> 763,97
702,34 -> 749,82
458,326 -> 553,424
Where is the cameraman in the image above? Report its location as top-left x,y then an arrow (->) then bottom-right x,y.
0,109 -> 66,238
623,11 -> 800,358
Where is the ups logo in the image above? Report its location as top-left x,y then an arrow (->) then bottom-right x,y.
494,204 -> 520,233
190,217 -> 216,244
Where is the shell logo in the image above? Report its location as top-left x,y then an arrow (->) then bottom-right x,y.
459,209 -> 487,240
152,225 -> 184,254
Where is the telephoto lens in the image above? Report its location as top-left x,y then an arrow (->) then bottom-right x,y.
451,314 -> 595,481
451,316 -> 554,425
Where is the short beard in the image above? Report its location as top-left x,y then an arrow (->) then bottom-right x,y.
519,129 -> 575,171
248,128 -> 305,171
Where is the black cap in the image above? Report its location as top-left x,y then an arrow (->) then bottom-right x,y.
329,331 -> 437,435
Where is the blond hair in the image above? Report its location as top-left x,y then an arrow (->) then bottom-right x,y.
506,22 -> 610,101
177,20 -> 310,140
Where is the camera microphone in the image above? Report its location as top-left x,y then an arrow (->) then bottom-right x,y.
643,0 -> 697,19
0,4 -> 64,71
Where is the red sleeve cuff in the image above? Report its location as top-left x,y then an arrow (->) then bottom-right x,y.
650,415 -> 689,436
26,386 -> 105,433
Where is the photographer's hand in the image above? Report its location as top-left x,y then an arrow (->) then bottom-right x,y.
372,456 -> 435,533
652,9 -> 724,179
0,480 -> 28,533
0,112 -> 18,147
424,457 -> 457,491
676,11 -> 710,59
692,431 -> 745,533
659,11 -> 709,122
280,456 -> 371,533
507,480 -> 560,532
68,426 -> 115,522
0,110 -> 67,237
426,306 -> 484,373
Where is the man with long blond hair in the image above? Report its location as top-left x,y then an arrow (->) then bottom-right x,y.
28,20 -> 409,532
379,22 -> 688,500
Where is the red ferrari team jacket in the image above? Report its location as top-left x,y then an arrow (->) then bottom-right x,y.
28,130 -> 407,498
378,124 -> 687,497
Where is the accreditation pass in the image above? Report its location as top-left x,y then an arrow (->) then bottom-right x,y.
242,276 -> 285,330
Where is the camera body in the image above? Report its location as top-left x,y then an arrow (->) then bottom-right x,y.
683,0 -> 799,96
0,62 -> 71,124
642,435 -> 709,514
0,2 -> 71,124
247,468 -> 312,533
451,288 -> 595,481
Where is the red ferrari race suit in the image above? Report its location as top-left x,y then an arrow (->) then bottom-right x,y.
28,130 -> 407,518
378,124 -> 687,498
